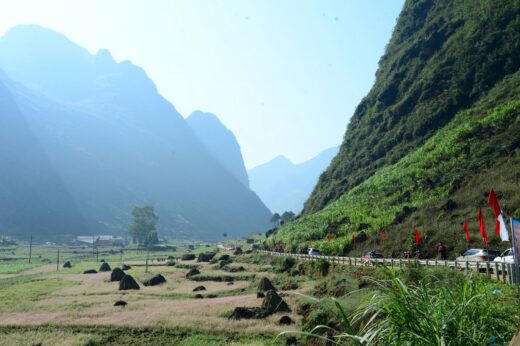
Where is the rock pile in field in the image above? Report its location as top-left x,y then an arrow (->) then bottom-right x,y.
62,261 -> 72,268
186,268 -> 200,278
193,285 -> 206,292
279,315 -> 293,325
197,252 -> 216,262
83,269 -> 97,274
113,300 -> 128,307
261,290 -> 290,314
257,277 -> 276,292
119,275 -> 140,290
219,254 -> 231,261
143,274 -> 166,286
181,253 -> 196,261
99,262 -> 111,272
229,307 -> 261,320
121,264 -> 131,270
110,268 -> 126,282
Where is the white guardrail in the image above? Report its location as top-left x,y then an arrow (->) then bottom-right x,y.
258,250 -> 520,286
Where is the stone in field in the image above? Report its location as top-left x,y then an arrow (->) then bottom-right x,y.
143,274 -> 166,286
119,275 -> 140,290
257,277 -> 276,292
110,268 -> 125,282
62,261 -> 72,268
83,269 -> 97,274
193,285 -> 206,292
261,290 -> 290,314
99,262 -> 111,272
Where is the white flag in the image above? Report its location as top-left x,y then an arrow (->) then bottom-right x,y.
498,214 -> 509,242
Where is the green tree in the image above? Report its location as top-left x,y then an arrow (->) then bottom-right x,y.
270,213 -> 281,227
129,206 -> 158,246
281,211 -> 295,222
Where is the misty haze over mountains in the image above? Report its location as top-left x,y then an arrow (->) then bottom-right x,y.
248,146 -> 339,214
0,25 -> 272,241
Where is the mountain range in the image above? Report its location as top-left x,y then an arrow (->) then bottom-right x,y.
248,147 -> 338,214
0,25 -> 271,241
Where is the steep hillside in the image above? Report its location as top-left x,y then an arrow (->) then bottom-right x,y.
305,0 -> 520,214
187,111 -> 249,187
270,0 -> 520,257
0,25 -> 271,240
249,147 -> 338,213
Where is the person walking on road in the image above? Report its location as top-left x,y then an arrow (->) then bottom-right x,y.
437,242 -> 447,260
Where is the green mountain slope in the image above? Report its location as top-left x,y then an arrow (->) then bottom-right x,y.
304,0 -> 520,214
270,0 -> 520,257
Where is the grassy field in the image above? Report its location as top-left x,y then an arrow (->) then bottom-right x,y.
0,245 -> 517,345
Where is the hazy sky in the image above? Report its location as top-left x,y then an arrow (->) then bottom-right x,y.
0,1 -> 403,168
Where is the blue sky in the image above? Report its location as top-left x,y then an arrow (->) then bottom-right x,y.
0,0 -> 403,168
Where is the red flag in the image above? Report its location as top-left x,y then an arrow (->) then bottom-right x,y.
488,188 -> 502,236
478,208 -> 488,245
309,239 -> 312,248
327,234 -> 332,244
351,234 -> 355,244
463,220 -> 470,242
415,229 -> 421,247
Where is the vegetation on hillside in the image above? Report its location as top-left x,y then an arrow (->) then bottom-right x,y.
270,97 -> 520,256
304,0 -> 520,214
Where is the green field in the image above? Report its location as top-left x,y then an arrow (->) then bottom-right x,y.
0,245 -> 518,345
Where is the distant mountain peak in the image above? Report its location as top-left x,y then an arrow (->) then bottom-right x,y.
187,110 -> 250,187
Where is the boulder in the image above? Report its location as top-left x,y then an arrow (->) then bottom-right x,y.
186,268 -> 200,278
113,300 -> 128,307
119,275 -> 140,290
258,277 -> 276,292
62,261 -> 72,268
121,264 -> 131,270
110,268 -> 126,282
279,315 -> 293,325
228,307 -> 261,320
194,294 -> 203,299
193,285 -> 206,292
261,290 -> 290,314
143,274 -> 167,286
218,254 -> 231,261
197,252 -> 216,262
83,269 -> 97,274
99,262 -> 111,272
257,292 -> 265,298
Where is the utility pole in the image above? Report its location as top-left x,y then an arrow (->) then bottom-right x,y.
28,234 -> 33,264
56,248 -> 60,271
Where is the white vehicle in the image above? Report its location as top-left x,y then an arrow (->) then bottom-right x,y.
308,248 -> 320,256
493,248 -> 514,264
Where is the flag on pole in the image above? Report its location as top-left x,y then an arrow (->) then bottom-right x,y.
488,188 -> 509,241
327,234 -> 332,244
478,208 -> 488,245
415,229 -> 421,247
463,220 -> 470,242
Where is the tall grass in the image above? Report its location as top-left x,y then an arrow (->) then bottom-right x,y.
288,269 -> 519,345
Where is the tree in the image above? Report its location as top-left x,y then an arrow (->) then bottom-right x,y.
129,206 -> 158,246
270,213 -> 281,227
281,211 -> 295,222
